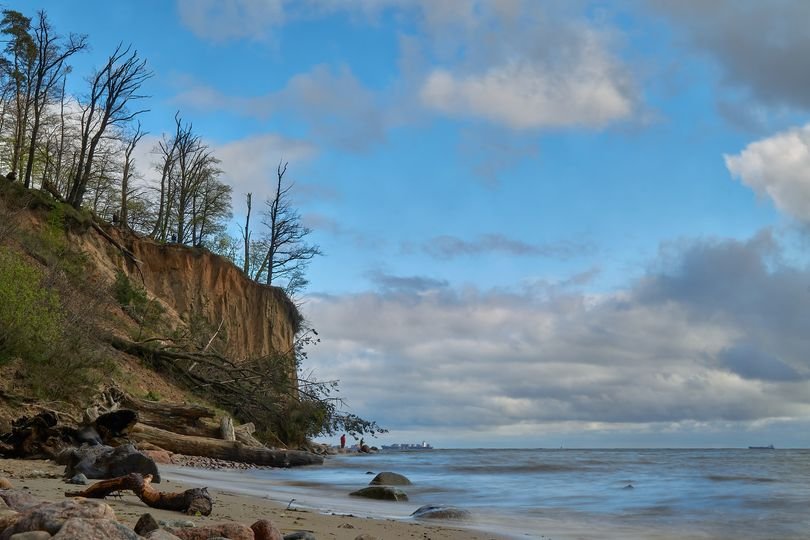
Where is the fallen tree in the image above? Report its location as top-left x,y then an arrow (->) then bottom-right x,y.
128,423 -> 323,467
64,473 -> 212,515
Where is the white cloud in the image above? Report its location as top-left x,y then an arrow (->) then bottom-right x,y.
421,50 -> 633,130
725,123 -> 810,221
213,133 -> 317,208
301,233 -> 810,444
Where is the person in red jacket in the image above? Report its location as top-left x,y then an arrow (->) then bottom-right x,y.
340,433 -> 346,449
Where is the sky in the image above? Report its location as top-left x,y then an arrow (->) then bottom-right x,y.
9,0 -> 810,448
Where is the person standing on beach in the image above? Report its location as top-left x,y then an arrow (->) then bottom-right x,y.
340,434 -> 346,449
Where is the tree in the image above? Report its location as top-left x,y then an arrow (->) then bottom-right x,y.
253,162 -> 321,295
120,121 -> 145,228
67,43 -> 151,209
149,113 -> 231,246
22,10 -> 86,188
241,192 -> 251,274
0,9 -> 35,178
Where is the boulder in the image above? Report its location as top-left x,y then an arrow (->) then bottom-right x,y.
0,499 -> 116,539
349,486 -> 408,502
410,504 -> 471,520
59,444 -> 160,483
0,479 -> 12,490
134,513 -> 160,536
51,517 -> 140,539
167,523 -> 254,540
250,519 -> 282,540
143,450 -> 173,465
145,531 -> 182,540
368,472 -> 410,486
0,491 -> 41,512
8,532 -> 52,540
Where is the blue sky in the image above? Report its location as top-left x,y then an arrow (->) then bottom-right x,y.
11,0 -> 810,448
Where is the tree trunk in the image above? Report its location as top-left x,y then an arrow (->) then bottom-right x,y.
65,473 -> 213,516
129,423 -> 322,467
220,416 -> 235,442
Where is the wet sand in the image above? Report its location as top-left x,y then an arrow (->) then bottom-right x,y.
0,458 -> 513,539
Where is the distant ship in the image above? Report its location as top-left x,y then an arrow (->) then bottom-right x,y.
748,444 -> 775,450
381,441 -> 433,450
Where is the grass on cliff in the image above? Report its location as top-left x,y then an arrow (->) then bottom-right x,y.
0,192 -> 110,402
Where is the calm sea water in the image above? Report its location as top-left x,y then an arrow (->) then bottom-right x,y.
163,448 -> 810,539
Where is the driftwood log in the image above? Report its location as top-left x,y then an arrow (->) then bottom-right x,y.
129,423 -> 323,467
65,473 -> 212,515
0,411 -> 79,459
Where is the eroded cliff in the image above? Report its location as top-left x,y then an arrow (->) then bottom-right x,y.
72,222 -> 300,362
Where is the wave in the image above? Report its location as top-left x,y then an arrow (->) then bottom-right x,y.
448,463 -> 581,474
706,474 -> 777,483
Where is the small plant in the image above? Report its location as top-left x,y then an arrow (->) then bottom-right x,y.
144,390 -> 161,401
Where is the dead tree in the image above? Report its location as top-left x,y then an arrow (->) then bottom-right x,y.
67,43 -> 151,209
120,121 -> 145,228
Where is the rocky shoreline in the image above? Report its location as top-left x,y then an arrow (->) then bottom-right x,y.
0,458 -> 508,540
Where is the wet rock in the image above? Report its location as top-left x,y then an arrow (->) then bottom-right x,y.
623,484 -> 634,489
167,523 -> 253,540
134,513 -> 160,535
283,533 -> 317,540
0,498 -> 116,539
411,504 -> 471,520
349,486 -> 408,501
51,517 -> 140,539
59,444 -> 160,483
67,474 -> 87,485
368,472 -> 410,486
251,519 -> 283,540
8,532 -> 52,540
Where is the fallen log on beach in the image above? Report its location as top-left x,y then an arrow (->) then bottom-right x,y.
129,423 -> 323,467
64,472 -> 212,515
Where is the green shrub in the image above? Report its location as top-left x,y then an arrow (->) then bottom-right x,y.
0,247 -> 63,364
112,270 -> 164,338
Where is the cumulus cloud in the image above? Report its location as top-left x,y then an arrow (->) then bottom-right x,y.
302,232 -> 810,443
725,123 -> 810,222
212,133 -> 317,209
650,0 -> 810,111
421,46 -> 633,130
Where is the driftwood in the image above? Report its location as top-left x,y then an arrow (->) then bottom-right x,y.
65,473 -> 212,516
129,423 -> 323,467
0,411 -> 79,459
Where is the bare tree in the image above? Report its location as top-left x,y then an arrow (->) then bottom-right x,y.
253,162 -> 321,295
22,10 -> 86,188
120,120 -> 145,228
241,193 -> 252,274
67,43 -> 151,209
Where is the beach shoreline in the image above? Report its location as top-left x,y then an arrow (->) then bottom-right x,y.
0,457 -> 515,540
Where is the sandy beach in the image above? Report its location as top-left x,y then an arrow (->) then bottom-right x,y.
0,458 -> 512,540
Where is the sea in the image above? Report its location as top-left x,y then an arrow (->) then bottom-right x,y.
161,448 -> 810,539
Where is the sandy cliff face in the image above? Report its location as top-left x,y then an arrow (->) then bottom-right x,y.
73,224 -> 300,362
